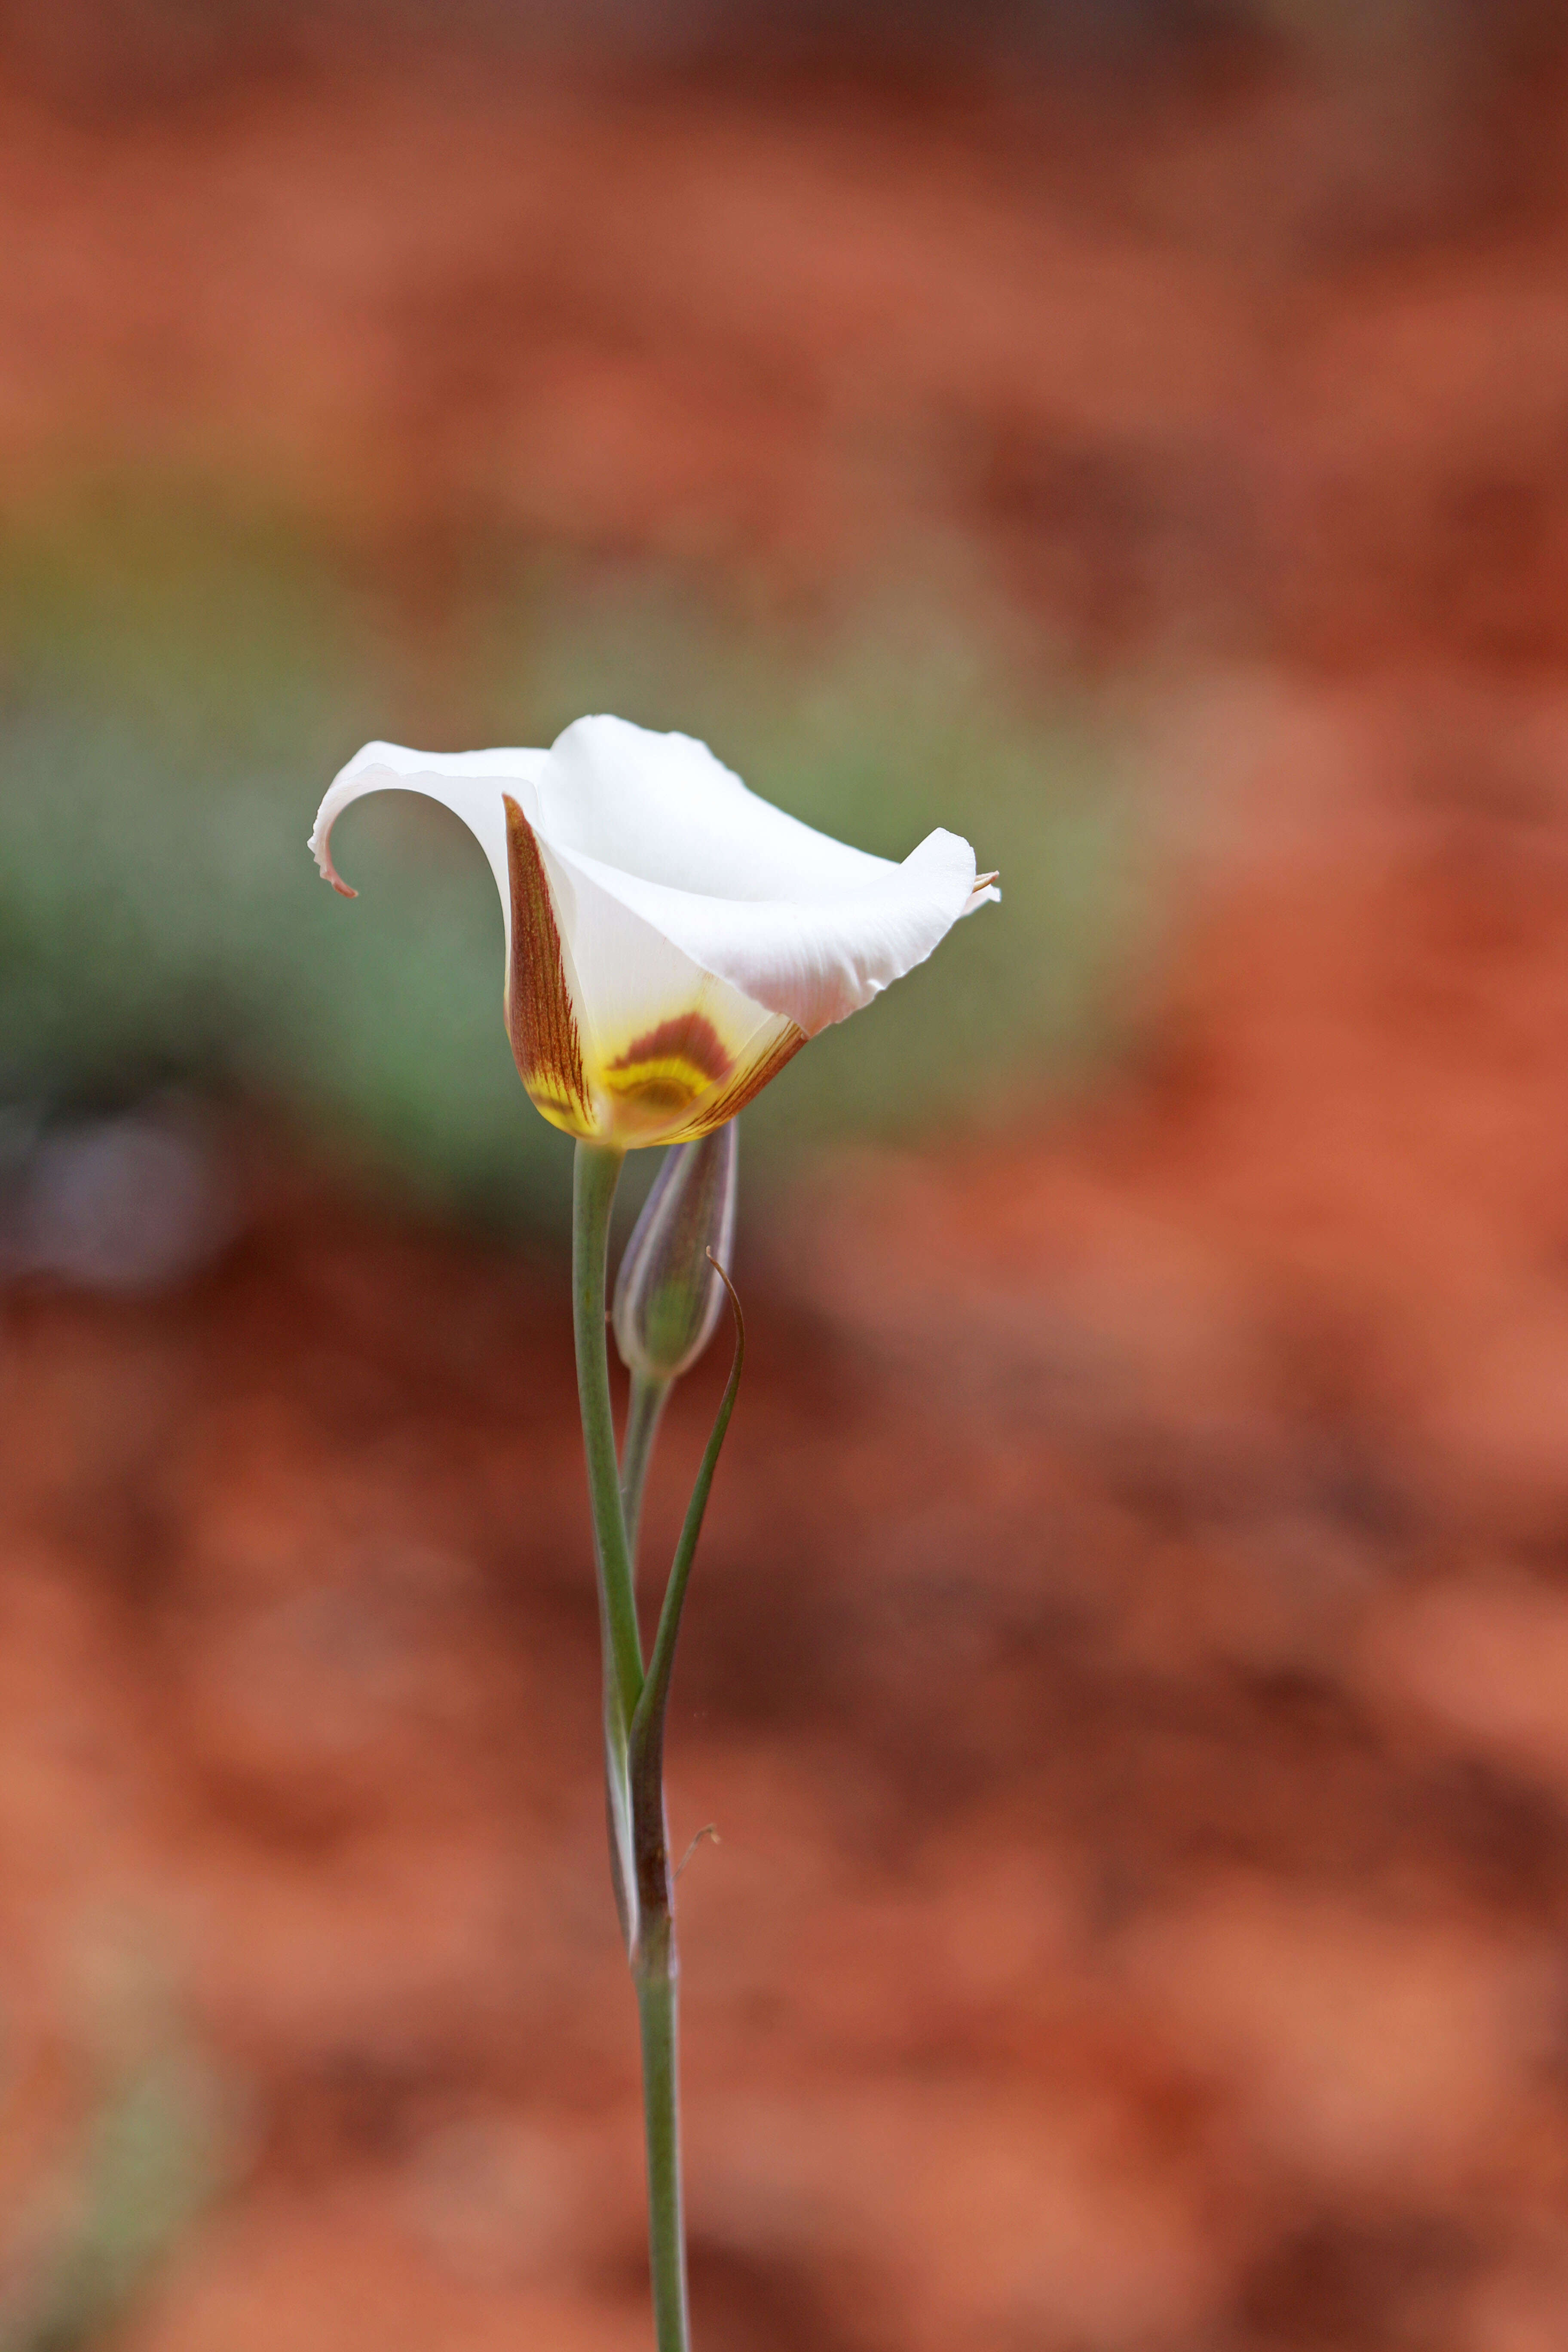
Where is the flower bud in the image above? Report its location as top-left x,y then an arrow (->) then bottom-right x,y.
612,1123 -> 738,1382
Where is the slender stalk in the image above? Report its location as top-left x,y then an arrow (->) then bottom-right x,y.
622,1265 -> 745,2352
631,1263 -> 745,1770
572,1141 -> 643,1951
636,1915 -> 689,2352
576,1173 -> 743,2352
621,1368 -> 672,1577
572,1141 -> 643,1724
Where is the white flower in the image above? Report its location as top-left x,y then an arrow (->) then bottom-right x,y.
310,714 -> 998,1148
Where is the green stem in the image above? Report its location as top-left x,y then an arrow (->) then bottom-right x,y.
572,1141 -> 644,1726
621,1369 -> 672,1579
577,1177 -> 743,2352
630,1267 -> 745,1774
572,1141 -> 644,1951
636,1916 -> 690,2352
625,1265 -> 743,2352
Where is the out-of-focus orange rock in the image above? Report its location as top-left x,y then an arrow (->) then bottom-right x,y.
1363,1581 -> 1568,1800
1117,1883 -> 1558,2198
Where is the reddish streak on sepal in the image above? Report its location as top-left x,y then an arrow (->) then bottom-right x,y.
502,793 -> 592,1130
687,1023 -> 808,1134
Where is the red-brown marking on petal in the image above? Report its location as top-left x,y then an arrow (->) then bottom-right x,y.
686,1023 -> 808,1136
601,1013 -> 735,1128
503,794 -> 591,1131
606,1015 -> 733,1087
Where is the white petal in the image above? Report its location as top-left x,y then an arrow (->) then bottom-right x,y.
538,716 -> 896,903
533,833 -> 786,1120
309,740 -> 547,952
536,819 -> 982,1037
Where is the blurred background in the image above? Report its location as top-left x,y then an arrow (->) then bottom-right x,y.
2,1 -> 1568,2345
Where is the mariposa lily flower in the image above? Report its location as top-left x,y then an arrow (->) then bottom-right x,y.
310,714 -> 998,1148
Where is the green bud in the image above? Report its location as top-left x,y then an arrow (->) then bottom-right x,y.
612,1123 -> 738,1382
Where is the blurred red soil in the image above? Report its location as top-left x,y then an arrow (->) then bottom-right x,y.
6,37 -> 1568,2352
0,49 -> 1565,664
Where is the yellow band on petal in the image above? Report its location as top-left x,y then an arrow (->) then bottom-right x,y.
601,1013 -> 735,1137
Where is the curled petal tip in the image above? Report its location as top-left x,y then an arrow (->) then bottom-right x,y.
976,870 -> 1000,889
308,824 -> 358,898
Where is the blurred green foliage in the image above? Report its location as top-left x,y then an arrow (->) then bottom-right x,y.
0,493 -> 1141,1228
0,2054 -> 218,2352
